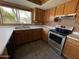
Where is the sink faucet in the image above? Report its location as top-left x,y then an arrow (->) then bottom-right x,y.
22,24 -> 30,28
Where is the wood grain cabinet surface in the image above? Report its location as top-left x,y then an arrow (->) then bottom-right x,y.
55,4 -> 65,15
32,8 -> 44,24
42,28 -> 48,42
50,7 -> 56,16
44,9 -> 50,23
64,0 -> 78,14
0,48 -> 9,59
41,0 -> 79,24
13,30 -> 26,46
44,8 -> 56,24
63,37 -> 79,59
13,29 -> 42,46
31,29 -> 42,40
76,0 -> 79,24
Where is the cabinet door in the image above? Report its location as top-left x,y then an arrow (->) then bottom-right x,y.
13,30 -> 25,46
24,30 -> 30,43
0,48 -> 9,59
55,4 -> 64,15
44,10 -> 48,23
30,29 -> 42,40
47,9 -> 51,23
76,16 -> 79,24
42,28 -> 48,42
45,9 -> 50,23
39,10 -> 44,23
44,7 -> 56,24
35,8 -> 40,21
76,1 -> 79,24
50,7 -> 56,16
63,38 -> 79,59
64,0 -> 78,14
33,8 -> 44,24
49,7 -> 56,23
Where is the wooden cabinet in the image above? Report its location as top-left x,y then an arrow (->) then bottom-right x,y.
63,37 -> 79,59
49,7 -> 56,23
50,7 -> 56,16
44,8 -> 56,24
55,4 -> 64,15
75,14 -> 79,24
0,48 -> 9,59
76,1 -> 79,24
13,30 -> 26,46
32,8 -> 44,24
43,0 -> 78,24
64,0 -> 78,14
44,9 -> 50,23
31,29 -> 42,40
42,28 -> 48,42
13,29 -> 42,46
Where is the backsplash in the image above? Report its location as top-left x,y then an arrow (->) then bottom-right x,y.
54,17 -> 79,32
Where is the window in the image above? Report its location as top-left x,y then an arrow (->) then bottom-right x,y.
0,6 -> 32,24
19,9 -> 32,24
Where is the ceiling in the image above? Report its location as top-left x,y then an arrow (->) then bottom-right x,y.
3,0 -> 70,10
27,0 -> 48,5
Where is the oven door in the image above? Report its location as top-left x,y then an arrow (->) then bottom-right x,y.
48,31 -> 66,55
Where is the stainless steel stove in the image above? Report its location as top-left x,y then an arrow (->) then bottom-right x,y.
48,25 -> 73,55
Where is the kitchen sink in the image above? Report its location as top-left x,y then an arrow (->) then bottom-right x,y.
15,26 -> 42,30
15,26 -> 30,30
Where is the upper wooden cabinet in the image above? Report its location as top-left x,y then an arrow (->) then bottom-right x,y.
44,8 -> 56,24
63,37 -> 79,59
55,4 -> 65,15
50,7 -> 56,16
76,1 -> 79,24
32,8 -> 44,24
64,0 -> 78,14
44,9 -> 50,23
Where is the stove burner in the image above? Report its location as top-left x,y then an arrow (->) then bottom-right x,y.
50,28 -> 72,36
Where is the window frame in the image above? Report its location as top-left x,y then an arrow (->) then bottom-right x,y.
0,5 -> 32,24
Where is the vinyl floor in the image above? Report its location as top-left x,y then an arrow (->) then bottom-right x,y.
14,40 -> 65,59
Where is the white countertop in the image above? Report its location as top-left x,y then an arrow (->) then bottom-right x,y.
0,26 -> 42,55
0,25 -> 79,55
67,32 -> 79,41
44,25 -> 79,41
0,27 -> 14,55
15,26 -> 42,30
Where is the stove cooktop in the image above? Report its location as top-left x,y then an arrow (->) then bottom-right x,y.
49,28 -> 72,36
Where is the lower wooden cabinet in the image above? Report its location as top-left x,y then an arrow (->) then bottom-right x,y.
31,29 -> 42,40
63,37 -> 79,59
13,30 -> 26,46
0,48 -> 9,59
42,28 -> 48,42
13,29 -> 42,46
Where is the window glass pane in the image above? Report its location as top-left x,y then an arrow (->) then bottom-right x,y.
0,6 -> 32,24
0,6 -> 17,24
19,10 -> 32,24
